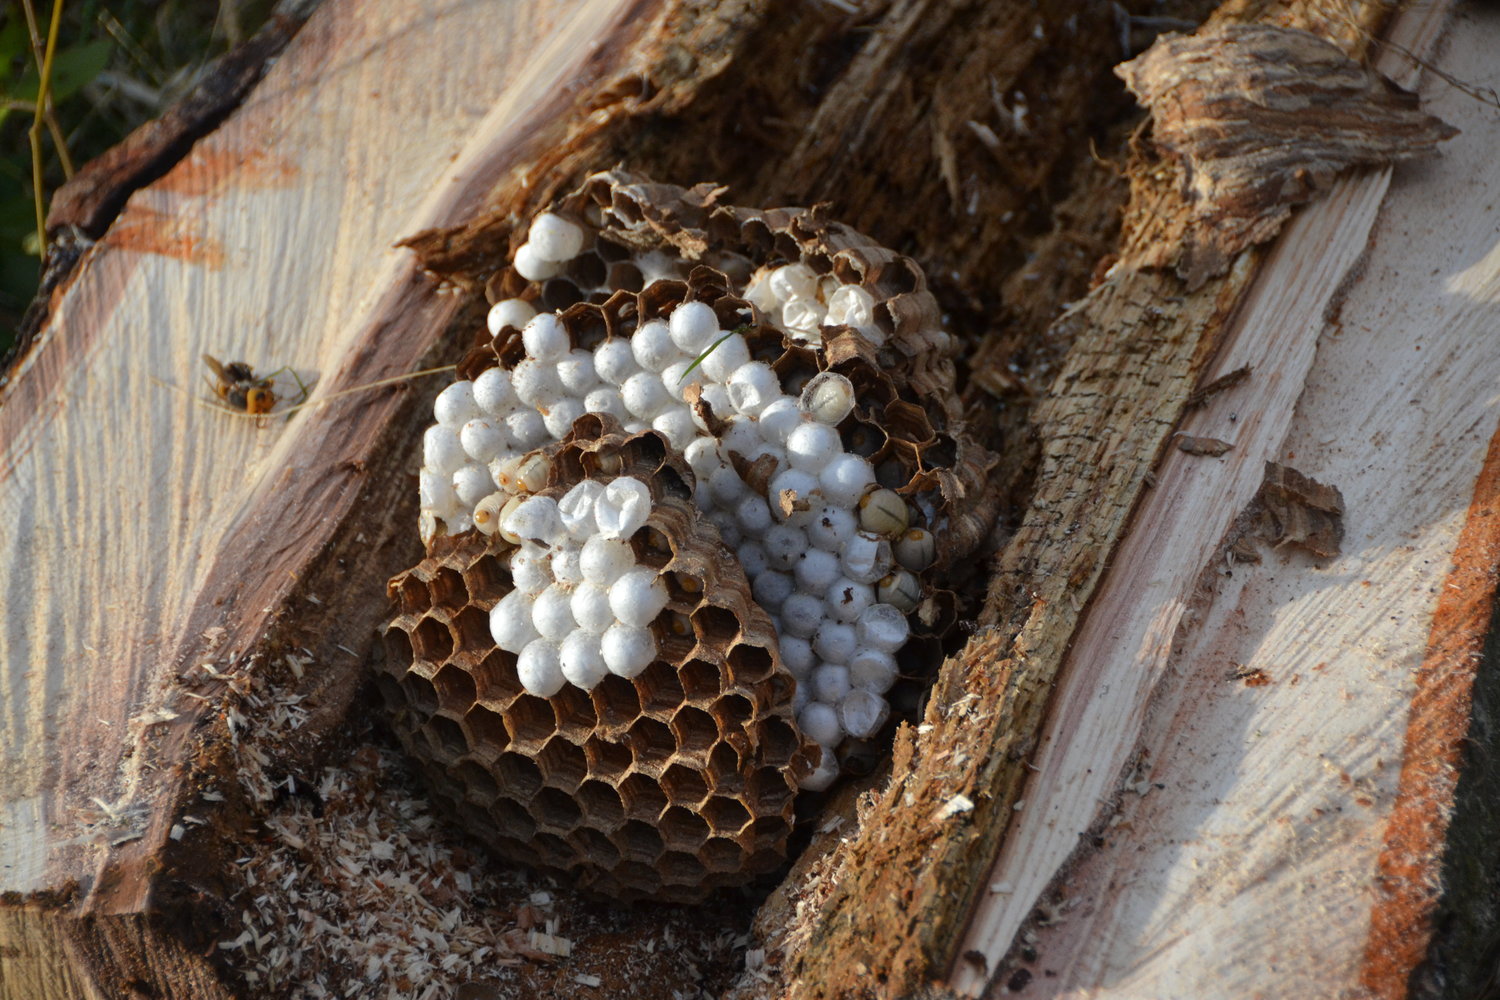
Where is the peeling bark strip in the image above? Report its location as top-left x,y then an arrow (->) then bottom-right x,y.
1359,427 -> 1500,998
1117,24 -> 1457,288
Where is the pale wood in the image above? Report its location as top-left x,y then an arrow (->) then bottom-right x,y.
951,3 -> 1499,995
0,0 -> 667,994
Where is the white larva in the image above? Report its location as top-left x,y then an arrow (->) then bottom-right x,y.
825,577 -> 875,624
502,494 -> 564,545
819,453 -> 876,508
471,366 -> 520,416
812,620 -> 858,664
570,582 -> 616,633
489,591 -> 540,654
652,407 -> 700,452
601,623 -> 658,678
799,372 -> 855,426
848,645 -> 899,693
593,338 -> 639,386
825,284 -> 877,327
559,629 -> 610,690
698,332 -> 750,383
856,603 -> 911,652
459,418 -> 507,464
668,301 -> 721,353
631,319 -> 678,372
797,701 -> 843,748
579,536 -> 635,586
473,492 -> 508,536
516,638 -> 566,697
527,213 -> 585,262
780,592 -> 825,638
542,397 -> 586,439
504,408 -> 549,449
594,477 -> 652,539
621,371 -> 671,420
812,663 -> 852,705
798,745 -> 841,792
434,381 -> 480,429
532,583 -> 578,641
786,421 -> 842,472
513,242 -> 563,282
423,425 -> 467,476
453,463 -> 496,509
556,348 -> 598,396
768,262 -> 818,302
793,548 -> 842,593
839,688 -> 890,739
609,567 -> 669,628
486,298 -> 536,336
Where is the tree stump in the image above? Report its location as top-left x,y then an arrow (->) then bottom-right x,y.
3,0 -> 1496,997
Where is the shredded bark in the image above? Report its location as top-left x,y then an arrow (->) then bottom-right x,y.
1117,24 -> 1458,288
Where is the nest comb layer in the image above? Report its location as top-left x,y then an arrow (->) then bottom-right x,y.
381,419 -> 814,902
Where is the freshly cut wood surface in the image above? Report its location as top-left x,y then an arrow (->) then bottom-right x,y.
950,4 -> 1500,996
0,0 -> 670,994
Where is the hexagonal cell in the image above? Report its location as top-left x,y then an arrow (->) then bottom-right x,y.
568,825 -> 622,870
700,837 -> 746,874
471,648 -> 524,704
618,773 -> 668,823
503,694 -> 556,751
759,715 -> 801,762
616,820 -> 665,864
626,716 -> 674,770
592,675 -> 641,731
679,658 -> 722,701
690,605 -> 738,648
383,626 -> 414,669
726,642 -> 774,686
635,661 -> 685,719
451,605 -> 492,653
583,737 -> 632,783
412,615 -> 454,661
430,566 -> 469,610
666,571 -> 704,605
456,759 -> 500,803
551,685 -> 597,744
700,795 -> 752,835
531,829 -> 574,868
400,672 -> 439,718
660,763 -> 709,808
671,705 -> 717,759
531,787 -> 584,832
747,814 -> 791,852
658,850 -> 708,887
745,766 -> 795,815
461,554 -> 508,605
493,752 -> 543,801
463,703 -> 509,753
706,741 -> 743,793
576,779 -> 626,830
659,805 -> 710,852
629,525 -> 674,571
491,801 -> 537,842
393,575 -> 429,615
425,712 -> 469,757
432,663 -> 477,713
536,738 -> 588,793
714,693 -> 754,735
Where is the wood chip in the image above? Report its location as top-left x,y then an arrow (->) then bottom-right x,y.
1175,434 -> 1233,457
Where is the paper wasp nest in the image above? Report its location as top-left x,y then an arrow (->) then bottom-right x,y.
379,171 -> 995,901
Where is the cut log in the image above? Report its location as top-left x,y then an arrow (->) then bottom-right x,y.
2,0 -> 1491,996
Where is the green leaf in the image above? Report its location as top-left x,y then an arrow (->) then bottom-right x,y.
41,38 -> 114,103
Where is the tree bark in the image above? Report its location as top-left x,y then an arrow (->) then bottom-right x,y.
2,0 -> 1493,997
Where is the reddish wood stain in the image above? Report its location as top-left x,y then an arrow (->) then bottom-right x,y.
103,206 -> 226,269
1358,423 -> 1500,997
153,147 -> 298,197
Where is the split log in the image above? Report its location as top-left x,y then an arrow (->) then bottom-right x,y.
2,0 -> 1494,997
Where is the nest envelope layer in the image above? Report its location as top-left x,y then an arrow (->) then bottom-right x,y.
380,171 -> 996,901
